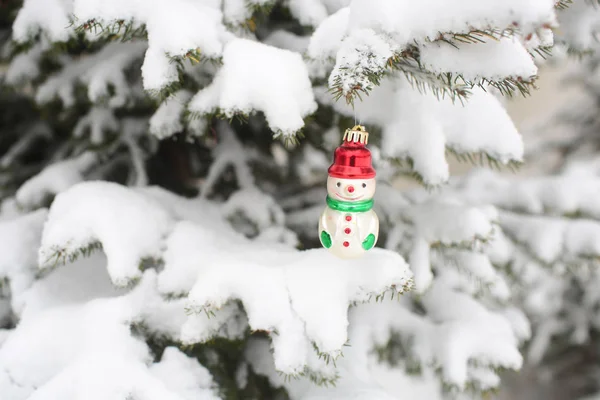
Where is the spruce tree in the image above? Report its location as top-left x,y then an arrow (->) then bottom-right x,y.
0,1 -> 582,399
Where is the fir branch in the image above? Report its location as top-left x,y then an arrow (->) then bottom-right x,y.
313,342 -> 343,368
429,232 -> 494,252
147,51 -> 221,102
374,333 -> 423,374
147,80 -> 184,103
442,377 -> 502,398
436,248 -> 508,302
368,282 -> 415,303
246,0 -> 276,16
273,129 -> 305,148
500,227 -> 600,270
387,149 -> 522,189
279,365 -> 340,387
225,1 -> 276,32
555,0 -> 574,9
187,108 -> 305,147
39,241 -> 104,273
329,36 -> 537,106
564,46 -> 595,59
494,203 -> 600,222
445,147 -> 523,172
187,109 -> 250,127
328,47 -> 471,106
482,75 -> 538,98
446,28 -> 513,46
168,48 -> 204,66
531,45 -> 553,60
73,18 -> 148,42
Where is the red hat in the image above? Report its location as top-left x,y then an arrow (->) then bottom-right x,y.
328,125 -> 376,179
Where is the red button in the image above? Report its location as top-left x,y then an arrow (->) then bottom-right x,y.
343,241 -> 350,247
344,228 -> 351,234
345,215 -> 352,221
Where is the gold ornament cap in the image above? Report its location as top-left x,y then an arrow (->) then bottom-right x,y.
343,125 -> 369,145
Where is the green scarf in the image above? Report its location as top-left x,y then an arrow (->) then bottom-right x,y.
326,196 -> 374,213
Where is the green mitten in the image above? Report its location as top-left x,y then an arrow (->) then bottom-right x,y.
362,233 -> 376,250
320,230 -> 332,248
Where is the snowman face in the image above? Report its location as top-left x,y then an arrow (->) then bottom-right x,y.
327,176 -> 376,201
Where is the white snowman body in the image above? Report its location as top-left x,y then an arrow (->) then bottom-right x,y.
319,176 -> 379,259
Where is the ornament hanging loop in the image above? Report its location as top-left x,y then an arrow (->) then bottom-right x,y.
343,125 -> 369,145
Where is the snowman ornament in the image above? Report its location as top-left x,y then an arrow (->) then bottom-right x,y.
319,125 -> 379,259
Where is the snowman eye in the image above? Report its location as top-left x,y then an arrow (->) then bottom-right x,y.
362,183 -> 367,188
336,182 -> 341,187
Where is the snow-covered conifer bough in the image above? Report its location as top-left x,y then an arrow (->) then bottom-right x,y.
0,0 -> 592,399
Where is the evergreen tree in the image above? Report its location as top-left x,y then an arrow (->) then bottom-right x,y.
487,2 -> 600,399
0,0 -> 579,399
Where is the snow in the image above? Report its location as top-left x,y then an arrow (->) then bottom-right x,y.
200,122 -> 256,197
0,287 -> 147,399
373,364 -> 442,400
501,212 -> 600,264
351,287 -> 522,389
222,188 -> 286,234
39,181 -> 173,285
384,196 -> 499,295
149,90 -> 193,139
2,0 -> 573,396
289,0 -> 329,26
241,335 -> 405,400
295,144 -> 330,185
158,221 -> 245,296
346,0 -> 556,43
4,42 -> 46,85
0,209 -> 47,313
73,107 -> 119,144
149,347 -> 220,400
459,170 -> 600,218
189,39 -> 317,137
12,0 -> 73,43
409,236 -> 433,293
31,181 -> 414,382
448,250 -> 510,301
555,0 -> 600,51
264,30 -> 310,53
72,0 -> 229,91
405,200 -> 495,246
16,152 -> 98,209
0,122 -> 52,170
0,260 -> 217,400
244,279 -> 523,396
328,29 -> 395,96
16,254 -> 124,319
120,118 -> 154,187
502,307 -> 532,343
309,0 -> 555,101
163,219 -> 412,375
319,81 -> 523,185
223,0 -> 252,26
307,7 -> 350,61
139,186 -> 229,230
420,38 -> 538,82
441,89 -> 524,163
180,302 -> 248,344
141,47 -> 180,94
36,42 -> 147,107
